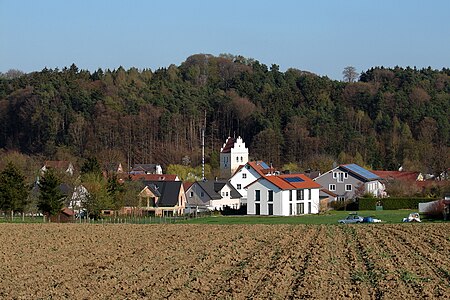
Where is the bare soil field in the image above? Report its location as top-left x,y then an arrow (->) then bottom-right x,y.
0,223 -> 449,299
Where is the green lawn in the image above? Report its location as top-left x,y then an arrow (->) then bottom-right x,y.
181,210 -> 420,225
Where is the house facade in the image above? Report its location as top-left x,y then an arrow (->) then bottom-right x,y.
246,174 -> 321,216
130,164 -> 163,175
229,161 -> 273,206
314,164 -> 383,201
220,136 -> 248,179
41,161 -> 74,176
125,181 -> 186,216
184,181 -> 241,213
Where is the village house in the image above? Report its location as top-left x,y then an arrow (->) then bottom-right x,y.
314,164 -> 383,201
130,163 -> 163,175
246,174 -> 321,216
220,136 -> 249,179
229,161 -> 274,206
41,160 -> 75,176
124,180 -> 185,216
184,180 -> 241,213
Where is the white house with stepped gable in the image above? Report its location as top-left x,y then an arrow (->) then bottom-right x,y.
220,136 -> 248,179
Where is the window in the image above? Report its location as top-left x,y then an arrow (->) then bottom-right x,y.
226,192 -> 229,197
255,190 -> 260,201
268,203 -> 273,215
236,157 -> 239,162
242,173 -> 247,179
268,190 -> 273,202
189,192 -> 193,198
297,189 -> 304,200
308,202 -> 311,214
337,196 -> 345,201
296,203 -> 304,215
237,184 -> 241,190
289,203 -> 293,215
344,173 -> 348,179
345,184 -> 352,191
289,190 -> 293,201
329,184 -> 336,191
255,203 -> 260,215
200,192 -> 204,197
308,189 -> 311,200
338,172 -> 344,182
240,156 -> 243,162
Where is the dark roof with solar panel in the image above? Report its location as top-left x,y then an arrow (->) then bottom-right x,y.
341,164 -> 380,181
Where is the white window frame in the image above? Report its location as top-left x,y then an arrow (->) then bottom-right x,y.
345,184 -> 352,191
329,184 -> 336,191
242,173 -> 247,179
237,184 -> 241,190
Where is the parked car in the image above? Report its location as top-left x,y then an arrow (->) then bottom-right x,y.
338,214 -> 364,224
362,216 -> 382,223
402,212 -> 421,222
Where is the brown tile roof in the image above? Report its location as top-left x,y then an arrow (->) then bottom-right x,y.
371,171 -> 420,182
321,188 -> 337,197
220,137 -> 235,153
44,160 -> 72,170
61,207 -> 75,216
128,174 -> 178,181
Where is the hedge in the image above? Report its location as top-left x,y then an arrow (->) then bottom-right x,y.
359,197 -> 437,210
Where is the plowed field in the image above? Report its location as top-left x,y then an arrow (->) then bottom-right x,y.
0,223 -> 449,299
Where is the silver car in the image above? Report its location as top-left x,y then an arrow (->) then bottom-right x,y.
338,214 -> 364,224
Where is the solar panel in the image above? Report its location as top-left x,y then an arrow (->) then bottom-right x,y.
284,177 -> 304,183
343,164 -> 379,180
260,162 -> 270,169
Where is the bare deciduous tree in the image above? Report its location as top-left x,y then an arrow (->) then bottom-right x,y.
343,66 -> 358,82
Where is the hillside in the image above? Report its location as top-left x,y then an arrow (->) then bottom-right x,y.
0,54 -> 449,174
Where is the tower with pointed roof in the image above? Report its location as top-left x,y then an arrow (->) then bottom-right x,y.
220,136 -> 248,179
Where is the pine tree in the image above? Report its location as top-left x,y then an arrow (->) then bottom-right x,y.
38,169 -> 65,216
0,162 -> 29,217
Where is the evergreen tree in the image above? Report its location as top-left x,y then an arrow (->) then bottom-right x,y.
81,157 -> 102,176
37,169 -> 65,216
0,162 -> 29,216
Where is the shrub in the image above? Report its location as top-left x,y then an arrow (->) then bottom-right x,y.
359,197 -> 437,210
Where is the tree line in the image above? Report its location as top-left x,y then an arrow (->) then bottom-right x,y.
0,54 -> 449,177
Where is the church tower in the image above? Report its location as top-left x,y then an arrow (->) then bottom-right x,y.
220,136 -> 248,179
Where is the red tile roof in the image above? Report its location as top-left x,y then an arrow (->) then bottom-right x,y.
371,171 -> 420,182
247,161 -> 275,176
247,174 -> 322,190
183,182 -> 194,191
220,137 -> 235,153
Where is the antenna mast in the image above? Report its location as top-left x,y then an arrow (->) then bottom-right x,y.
201,111 -> 206,181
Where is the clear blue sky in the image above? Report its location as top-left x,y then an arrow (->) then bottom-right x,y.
1,0 -> 449,80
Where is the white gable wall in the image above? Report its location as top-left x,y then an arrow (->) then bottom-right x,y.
229,137 -> 248,175
229,165 -> 262,204
247,179 -> 320,216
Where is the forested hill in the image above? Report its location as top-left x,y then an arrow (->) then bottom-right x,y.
0,54 -> 449,175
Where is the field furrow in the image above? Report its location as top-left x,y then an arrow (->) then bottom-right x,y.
0,223 -> 449,299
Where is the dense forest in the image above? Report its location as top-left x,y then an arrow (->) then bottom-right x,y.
0,54 -> 449,177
